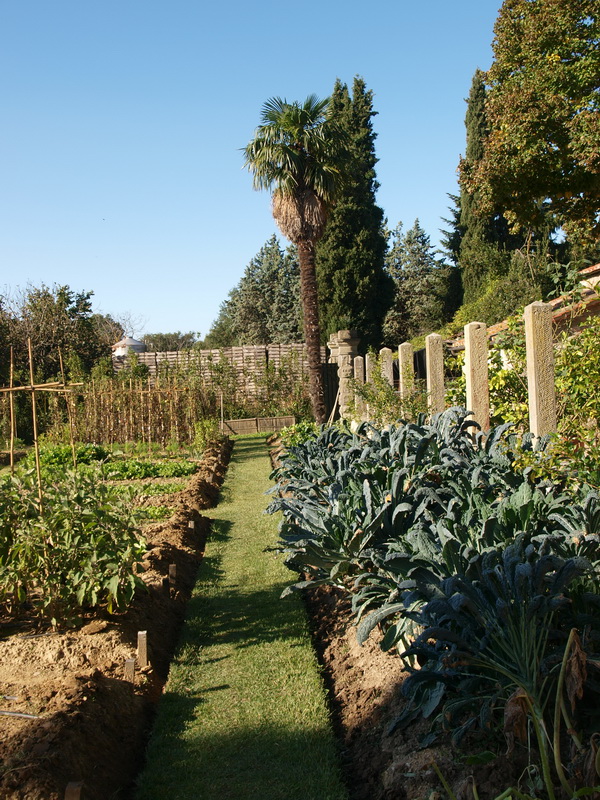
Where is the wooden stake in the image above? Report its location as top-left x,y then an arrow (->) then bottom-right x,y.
124,658 -> 135,683
169,564 -> 177,586
9,347 -> 15,475
59,349 -> 77,469
137,631 -> 148,668
64,781 -> 83,800
27,339 -> 43,512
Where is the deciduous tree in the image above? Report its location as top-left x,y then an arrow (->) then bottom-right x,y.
464,0 -> 600,256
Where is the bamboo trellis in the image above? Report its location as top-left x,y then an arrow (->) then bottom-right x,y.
0,340 -> 83,508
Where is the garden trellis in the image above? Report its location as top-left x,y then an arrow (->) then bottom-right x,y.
0,339 -> 83,507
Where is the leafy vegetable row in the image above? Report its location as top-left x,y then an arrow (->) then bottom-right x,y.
268,409 -> 600,793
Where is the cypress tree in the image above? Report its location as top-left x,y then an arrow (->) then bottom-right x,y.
458,70 -> 520,303
315,77 -> 391,349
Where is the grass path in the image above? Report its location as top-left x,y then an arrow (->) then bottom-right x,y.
135,435 -> 348,800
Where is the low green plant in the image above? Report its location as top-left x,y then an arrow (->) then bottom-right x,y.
102,458 -> 198,480
137,505 -> 174,521
348,352 -> 428,425
269,409 -> 600,794
193,417 -> 221,453
399,540 -> 598,758
279,420 -> 319,448
136,482 -> 183,497
23,443 -> 110,469
0,466 -> 146,623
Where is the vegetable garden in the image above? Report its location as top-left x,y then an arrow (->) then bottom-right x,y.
1,310 -> 599,799
269,410 -> 600,798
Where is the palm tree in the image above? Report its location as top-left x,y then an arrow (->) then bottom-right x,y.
243,95 -> 346,423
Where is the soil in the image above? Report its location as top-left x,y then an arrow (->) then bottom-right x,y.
303,584 -> 527,800
0,436 -> 528,800
0,439 -> 232,800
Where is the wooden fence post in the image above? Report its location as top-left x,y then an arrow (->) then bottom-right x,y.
425,334 -> 445,415
398,343 -> 414,399
524,301 -> 557,437
464,322 -> 490,431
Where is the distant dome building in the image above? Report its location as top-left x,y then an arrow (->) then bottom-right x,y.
111,336 -> 147,357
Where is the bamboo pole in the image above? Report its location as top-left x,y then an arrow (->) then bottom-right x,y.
59,350 -> 77,469
129,378 -> 135,441
0,381 -> 63,393
27,339 -> 43,511
9,347 -> 15,475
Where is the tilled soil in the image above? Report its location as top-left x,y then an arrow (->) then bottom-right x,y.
0,439 -> 232,800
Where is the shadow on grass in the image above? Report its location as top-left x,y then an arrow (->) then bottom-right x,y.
184,574 -> 304,650
230,436 -> 268,462
135,712 -> 346,800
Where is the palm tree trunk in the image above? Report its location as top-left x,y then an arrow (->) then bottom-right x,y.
297,240 -> 327,423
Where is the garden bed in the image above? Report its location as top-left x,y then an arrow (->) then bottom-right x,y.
0,439 -> 232,800
305,584 -> 528,800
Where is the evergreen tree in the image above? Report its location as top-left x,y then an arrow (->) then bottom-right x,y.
382,220 -> 450,344
315,77 -> 391,349
203,293 -> 238,348
458,69 -> 517,303
235,235 -> 282,344
266,244 -> 303,344
440,193 -> 463,267
204,236 -> 303,348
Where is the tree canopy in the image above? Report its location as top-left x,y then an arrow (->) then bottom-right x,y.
206,235 -> 303,347
464,0 -> 600,254
382,220 -> 456,344
141,331 -> 201,352
0,284 -> 120,384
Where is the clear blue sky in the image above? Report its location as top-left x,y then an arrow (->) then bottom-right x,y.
1,0 -> 500,339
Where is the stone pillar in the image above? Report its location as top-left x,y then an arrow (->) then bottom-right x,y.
380,347 -> 394,387
524,302 -> 557,437
335,330 -> 360,419
327,333 -> 340,364
426,333 -> 445,415
364,352 -> 375,421
398,342 -> 414,399
464,322 -> 490,431
365,352 -> 375,385
353,355 -> 366,420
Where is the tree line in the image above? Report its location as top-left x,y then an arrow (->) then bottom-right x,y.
210,0 -> 598,365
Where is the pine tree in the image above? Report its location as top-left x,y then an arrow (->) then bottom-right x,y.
315,77 -> 391,349
234,234 -> 283,344
266,244 -> 303,344
204,236 -> 303,347
382,220 -> 449,344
